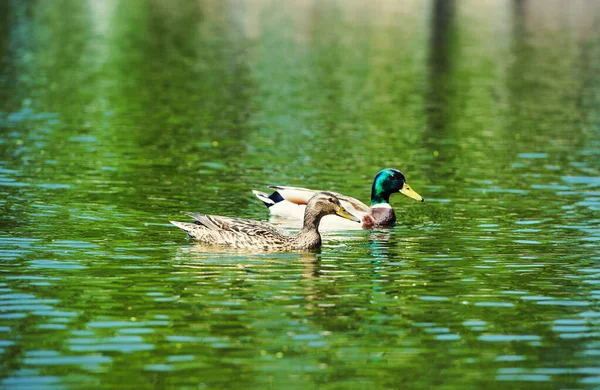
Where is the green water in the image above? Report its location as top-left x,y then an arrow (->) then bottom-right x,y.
1,1 -> 599,388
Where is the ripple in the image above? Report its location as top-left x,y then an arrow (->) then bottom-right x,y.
199,162 -> 225,170
291,333 -> 323,341
47,240 -> 99,249
530,184 -> 570,190
0,305 -> 54,311
469,187 -> 529,195
537,300 -> 590,307
0,180 -> 30,187
518,153 -> 548,159
421,257 -> 463,261
68,335 -> 154,353
562,176 -> 600,187
35,183 -> 72,189
0,238 -> 40,248
165,336 -> 204,343
412,322 -> 436,328
580,377 -> 600,384
37,324 -> 68,330
425,327 -> 450,334
69,135 -> 97,143
495,355 -> 526,362
24,355 -> 112,366
513,240 -> 542,245
5,275 -> 60,281
27,351 -> 59,357
167,355 -> 195,362
144,364 -> 173,372
0,298 -> 58,306
419,296 -> 450,301
559,332 -> 600,339
580,312 -> 600,318
0,293 -> 36,300
552,326 -> 590,333
435,334 -> 460,340
117,328 -> 155,335
29,260 -> 86,270
474,302 -> 514,307
463,320 -> 487,327
496,374 -> 551,382
87,320 -> 169,328
478,335 -> 541,342
32,311 -> 77,318
515,220 -> 542,225
1,376 -> 62,389
513,228 -> 541,233
0,313 -> 27,319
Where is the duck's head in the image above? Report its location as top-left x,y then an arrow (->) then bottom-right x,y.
308,192 -> 361,222
371,168 -> 424,205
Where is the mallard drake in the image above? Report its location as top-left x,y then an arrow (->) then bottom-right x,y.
170,192 -> 360,250
252,168 -> 424,229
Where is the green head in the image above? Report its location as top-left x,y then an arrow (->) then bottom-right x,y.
370,168 -> 424,205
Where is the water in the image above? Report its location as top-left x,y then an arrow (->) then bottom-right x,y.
1,0 -> 599,388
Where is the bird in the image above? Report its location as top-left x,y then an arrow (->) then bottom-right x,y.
170,191 -> 360,251
252,168 -> 424,229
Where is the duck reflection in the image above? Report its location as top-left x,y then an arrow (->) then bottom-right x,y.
173,244 -> 321,280
367,230 -> 392,262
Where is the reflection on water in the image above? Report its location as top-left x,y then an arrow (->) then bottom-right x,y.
1,0 -> 599,388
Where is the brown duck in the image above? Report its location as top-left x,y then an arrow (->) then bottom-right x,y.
170,192 -> 360,251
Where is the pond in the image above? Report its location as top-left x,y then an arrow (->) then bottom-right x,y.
1,0 -> 599,389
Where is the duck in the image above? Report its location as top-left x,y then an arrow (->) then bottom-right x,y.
170,192 -> 360,251
252,168 -> 424,230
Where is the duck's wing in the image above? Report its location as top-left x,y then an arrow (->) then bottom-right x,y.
186,213 -> 290,237
269,186 -> 371,214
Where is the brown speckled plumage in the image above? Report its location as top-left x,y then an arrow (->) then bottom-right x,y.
170,192 -> 359,251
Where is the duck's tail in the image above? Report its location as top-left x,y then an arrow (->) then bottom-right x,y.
252,190 -> 284,208
169,220 -> 196,235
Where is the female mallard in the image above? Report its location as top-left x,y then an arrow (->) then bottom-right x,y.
170,192 -> 359,250
252,168 -> 424,229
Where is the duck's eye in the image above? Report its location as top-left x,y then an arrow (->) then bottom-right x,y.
328,197 -> 335,203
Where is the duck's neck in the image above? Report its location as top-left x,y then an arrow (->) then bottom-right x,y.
371,184 -> 391,206
295,210 -> 324,249
370,183 -> 396,226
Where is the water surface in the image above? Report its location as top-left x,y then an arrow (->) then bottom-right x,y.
1,1 -> 600,389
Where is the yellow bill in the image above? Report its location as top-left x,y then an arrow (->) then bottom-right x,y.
399,182 -> 424,202
336,206 -> 361,222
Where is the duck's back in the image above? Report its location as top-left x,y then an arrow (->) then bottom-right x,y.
271,186 -> 370,213
182,213 -> 293,250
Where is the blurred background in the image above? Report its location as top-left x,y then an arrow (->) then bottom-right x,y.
0,0 -> 599,389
